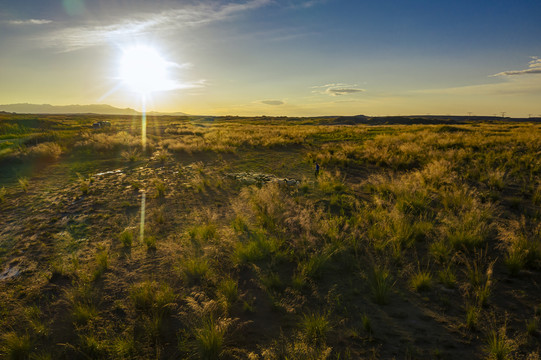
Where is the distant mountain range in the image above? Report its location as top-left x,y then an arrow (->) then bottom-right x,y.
0,103 -> 188,116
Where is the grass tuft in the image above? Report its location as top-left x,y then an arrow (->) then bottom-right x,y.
118,229 -> 134,248
143,235 -> 156,251
72,302 -> 98,325
410,270 -> 433,292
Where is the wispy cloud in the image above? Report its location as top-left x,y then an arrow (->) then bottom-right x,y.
260,100 -> 285,105
286,0 -> 329,9
415,57 -> 541,96
492,57 -> 541,76
327,88 -> 364,95
414,76 -> 541,96
44,0 -> 271,51
312,83 -> 365,96
8,19 -> 52,25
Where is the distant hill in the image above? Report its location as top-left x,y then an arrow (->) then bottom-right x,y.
318,114 -> 541,125
0,103 -> 188,116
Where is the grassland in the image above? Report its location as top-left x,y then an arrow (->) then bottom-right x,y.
0,113 -> 540,359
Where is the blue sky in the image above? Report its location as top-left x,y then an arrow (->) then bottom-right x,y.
1,0 -> 540,116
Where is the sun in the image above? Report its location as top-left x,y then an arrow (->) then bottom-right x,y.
119,45 -> 177,94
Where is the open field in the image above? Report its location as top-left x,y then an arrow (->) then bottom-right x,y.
0,113 -> 540,359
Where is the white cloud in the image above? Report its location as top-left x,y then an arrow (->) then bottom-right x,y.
44,0 -> 272,51
492,57 -> 541,76
8,19 -> 52,25
312,83 -> 365,96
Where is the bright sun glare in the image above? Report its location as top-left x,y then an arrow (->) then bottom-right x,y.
119,45 -> 176,94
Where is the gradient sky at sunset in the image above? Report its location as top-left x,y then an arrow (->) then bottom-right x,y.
1,0 -> 540,117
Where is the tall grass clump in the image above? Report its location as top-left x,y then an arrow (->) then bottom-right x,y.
189,223 -> 217,243
18,177 -> 29,192
260,333 -> 332,359
153,149 -> 171,162
72,302 -> 98,325
301,313 -> 331,346
368,266 -> 394,305
444,208 -> 492,249
218,278 -> 238,309
499,219 -> 541,274
76,173 -> 91,195
143,235 -> 156,251
234,232 -> 280,264
27,141 -> 62,160
0,186 -> 6,203
92,247 -> 109,280
437,266 -> 456,288
461,251 -> 494,307
194,317 -> 230,360
120,147 -> 140,162
118,229 -> 134,248
153,179 -> 167,198
245,183 -> 290,233
361,313 -> 373,335
483,322 -> 516,360
1,332 -> 32,360
182,258 -> 211,284
130,281 -> 176,316
465,305 -> 479,330
76,131 -> 141,152
297,250 -> 333,280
